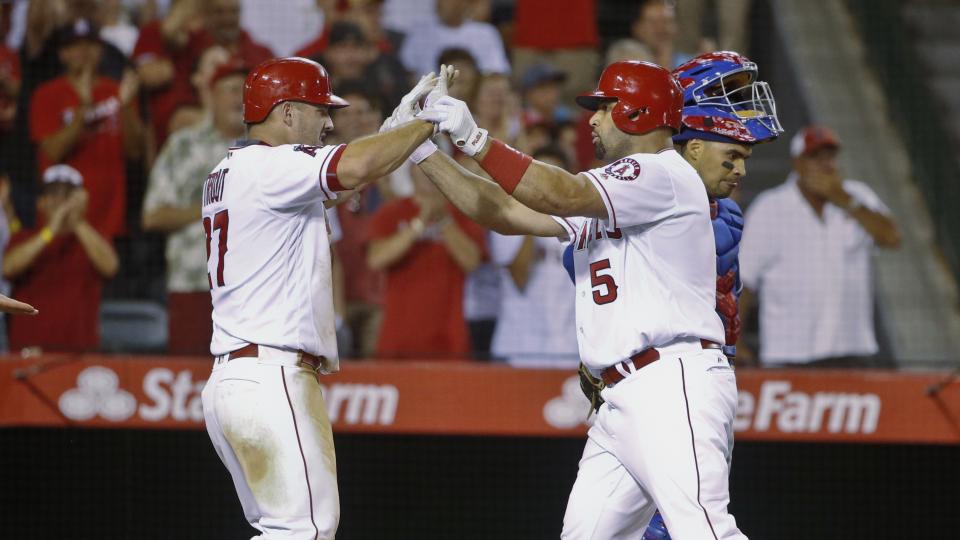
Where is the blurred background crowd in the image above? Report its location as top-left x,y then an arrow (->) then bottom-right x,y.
0,0 -> 957,371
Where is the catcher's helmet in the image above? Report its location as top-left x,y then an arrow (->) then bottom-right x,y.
672,51 -> 782,138
576,61 -> 683,135
243,57 -> 349,124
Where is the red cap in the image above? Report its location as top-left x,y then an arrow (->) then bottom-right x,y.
790,125 -> 841,157
209,59 -> 250,88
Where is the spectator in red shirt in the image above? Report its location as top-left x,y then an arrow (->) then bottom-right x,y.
7,3 -> 128,229
131,0 -> 205,155
29,18 -> 143,239
368,165 -> 485,358
4,165 -> 118,353
0,37 -> 20,134
133,0 -> 273,155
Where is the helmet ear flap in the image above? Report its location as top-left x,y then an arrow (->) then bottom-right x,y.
579,61 -> 684,134
610,101 -> 638,134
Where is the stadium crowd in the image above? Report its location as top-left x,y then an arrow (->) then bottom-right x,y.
0,0 -> 897,368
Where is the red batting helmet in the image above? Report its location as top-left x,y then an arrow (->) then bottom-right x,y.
243,57 -> 349,124
576,61 -> 683,134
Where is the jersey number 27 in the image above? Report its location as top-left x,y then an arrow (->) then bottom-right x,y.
203,210 -> 229,288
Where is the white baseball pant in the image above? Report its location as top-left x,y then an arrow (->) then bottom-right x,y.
202,347 -> 339,539
562,340 -> 746,539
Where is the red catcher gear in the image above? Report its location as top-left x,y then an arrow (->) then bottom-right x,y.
243,57 -> 349,123
576,61 -> 683,134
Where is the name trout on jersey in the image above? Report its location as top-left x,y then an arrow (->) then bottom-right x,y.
203,168 -> 228,206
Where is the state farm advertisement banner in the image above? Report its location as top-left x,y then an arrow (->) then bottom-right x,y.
1,355 -> 958,444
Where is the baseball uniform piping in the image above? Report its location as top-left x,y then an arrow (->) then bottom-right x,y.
325,145 -> 347,192
281,366 -> 321,540
678,358 -> 720,540
552,216 -> 576,240
317,148 -> 336,200
584,171 -> 617,229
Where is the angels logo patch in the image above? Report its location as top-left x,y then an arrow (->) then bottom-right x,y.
604,158 -> 641,181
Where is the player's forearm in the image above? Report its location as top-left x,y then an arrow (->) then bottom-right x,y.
74,221 -> 119,277
419,151 -> 530,236
3,233 -> 49,279
472,139 -> 605,219
367,228 -> 419,270
439,223 -> 482,273
337,121 -> 434,189
142,205 -> 201,232
513,161 -> 605,218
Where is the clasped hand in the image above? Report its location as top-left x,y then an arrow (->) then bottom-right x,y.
380,64 -> 489,159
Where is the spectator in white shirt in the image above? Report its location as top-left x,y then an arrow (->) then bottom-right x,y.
489,147 -> 578,368
399,0 -> 509,77
739,126 -> 900,367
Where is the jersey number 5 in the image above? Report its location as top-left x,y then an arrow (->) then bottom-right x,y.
589,259 -> 619,305
203,210 -> 229,288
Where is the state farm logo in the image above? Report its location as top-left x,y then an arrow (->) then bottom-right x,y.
58,366 -> 137,421
543,375 -> 595,429
57,366 -> 399,426
320,383 -> 398,425
540,377 -> 881,435
604,158 -> 641,181
735,380 -> 881,434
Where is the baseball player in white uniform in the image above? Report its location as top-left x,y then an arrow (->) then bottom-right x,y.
407,61 -> 746,538
199,57 -> 443,539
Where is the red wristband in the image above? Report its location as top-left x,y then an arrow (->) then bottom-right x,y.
479,139 -> 533,195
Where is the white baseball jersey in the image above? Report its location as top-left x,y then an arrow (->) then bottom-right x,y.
553,149 -> 724,372
202,141 -> 346,370
559,149 -> 745,540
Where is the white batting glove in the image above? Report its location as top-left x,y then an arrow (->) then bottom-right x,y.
418,96 -> 489,157
423,64 -> 458,110
379,72 -> 438,133
408,64 -> 461,163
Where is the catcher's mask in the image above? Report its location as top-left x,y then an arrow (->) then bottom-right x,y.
673,51 -> 782,138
